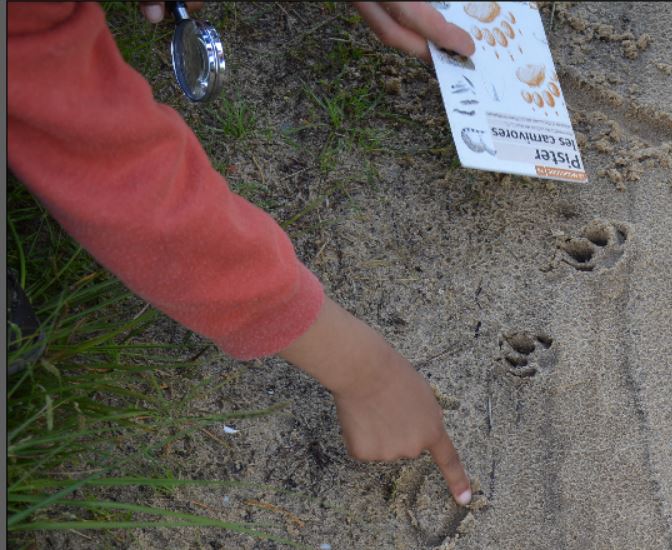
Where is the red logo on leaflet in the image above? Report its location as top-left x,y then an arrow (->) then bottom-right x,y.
535,165 -> 588,182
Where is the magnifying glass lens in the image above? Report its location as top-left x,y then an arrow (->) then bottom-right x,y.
168,1 -> 225,102
173,21 -> 208,100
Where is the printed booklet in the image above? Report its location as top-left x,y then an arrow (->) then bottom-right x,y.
430,1 -> 588,183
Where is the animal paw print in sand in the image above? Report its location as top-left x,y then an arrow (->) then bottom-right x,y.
559,220 -> 629,272
498,331 -> 555,378
392,460 -> 480,548
516,64 -> 565,118
464,2 -> 523,62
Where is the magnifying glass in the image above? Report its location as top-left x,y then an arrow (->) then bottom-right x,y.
167,1 -> 226,102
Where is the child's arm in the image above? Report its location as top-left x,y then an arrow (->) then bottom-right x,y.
280,297 -> 472,506
8,2 -> 324,360
9,2 -> 470,505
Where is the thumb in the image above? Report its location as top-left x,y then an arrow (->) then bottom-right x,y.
140,2 -> 165,24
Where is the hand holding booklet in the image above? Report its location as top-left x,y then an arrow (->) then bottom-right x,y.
430,1 -> 587,183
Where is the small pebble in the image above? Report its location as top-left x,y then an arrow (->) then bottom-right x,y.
319,544 -> 332,550
384,77 -> 401,95
636,33 -> 651,50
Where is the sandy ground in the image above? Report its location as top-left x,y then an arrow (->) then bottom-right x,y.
34,2 -> 672,549
141,2 -> 672,549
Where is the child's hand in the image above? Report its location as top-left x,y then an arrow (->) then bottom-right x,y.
139,2 -> 203,24
333,349 -> 472,505
279,297 -> 472,506
353,2 -> 476,63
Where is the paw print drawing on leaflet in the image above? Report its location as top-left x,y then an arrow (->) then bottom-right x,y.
516,64 -> 565,118
464,2 -> 523,62
464,2 -> 566,118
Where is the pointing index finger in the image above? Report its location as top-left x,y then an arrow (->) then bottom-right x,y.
428,429 -> 472,506
382,2 -> 476,57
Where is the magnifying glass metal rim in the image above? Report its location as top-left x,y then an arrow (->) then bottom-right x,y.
169,2 -> 226,103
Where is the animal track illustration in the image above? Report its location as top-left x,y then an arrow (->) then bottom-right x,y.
559,220 -> 629,272
517,64 -> 565,118
464,2 -> 524,62
461,1 -> 567,117
498,330 -> 555,378
461,127 -> 497,155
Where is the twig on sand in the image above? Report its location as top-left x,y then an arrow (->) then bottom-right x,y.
312,238 -> 331,264
69,529 -> 93,541
279,166 -> 311,181
190,499 -> 217,512
200,427 -> 230,447
251,155 -> 266,187
414,347 -> 453,368
487,397 -> 493,433
132,303 -> 151,321
285,16 -> 340,49
243,499 -> 305,528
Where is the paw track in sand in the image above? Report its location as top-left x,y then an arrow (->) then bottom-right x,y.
497,330 -> 556,378
559,220 -> 630,272
392,460 -> 479,548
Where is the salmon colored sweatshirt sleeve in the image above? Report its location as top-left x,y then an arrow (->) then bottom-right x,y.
7,2 -> 324,360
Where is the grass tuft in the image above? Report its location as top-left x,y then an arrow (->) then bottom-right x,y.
208,97 -> 257,140
6,175 -> 299,547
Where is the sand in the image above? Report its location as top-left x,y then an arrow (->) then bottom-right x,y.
144,2 -> 672,548
35,2 -> 672,549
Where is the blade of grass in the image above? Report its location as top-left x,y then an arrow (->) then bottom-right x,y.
9,495 -> 308,548
30,247 -> 85,301
7,478 -> 94,528
8,216 -> 27,287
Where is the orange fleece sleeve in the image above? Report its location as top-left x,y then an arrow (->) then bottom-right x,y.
7,2 -> 324,359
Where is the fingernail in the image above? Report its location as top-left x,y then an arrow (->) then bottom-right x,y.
456,489 -> 472,506
144,4 -> 164,23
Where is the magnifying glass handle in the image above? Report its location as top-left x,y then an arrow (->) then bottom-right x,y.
166,1 -> 190,22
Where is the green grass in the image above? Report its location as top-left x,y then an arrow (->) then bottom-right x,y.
305,80 -> 380,132
207,97 -> 257,140
327,40 -> 365,67
102,2 -> 172,82
6,3 -> 462,546
6,176 -> 306,548
303,79 -> 386,174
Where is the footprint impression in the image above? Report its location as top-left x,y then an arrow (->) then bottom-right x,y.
559,220 -> 629,272
392,460 -> 473,548
498,330 -> 556,378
